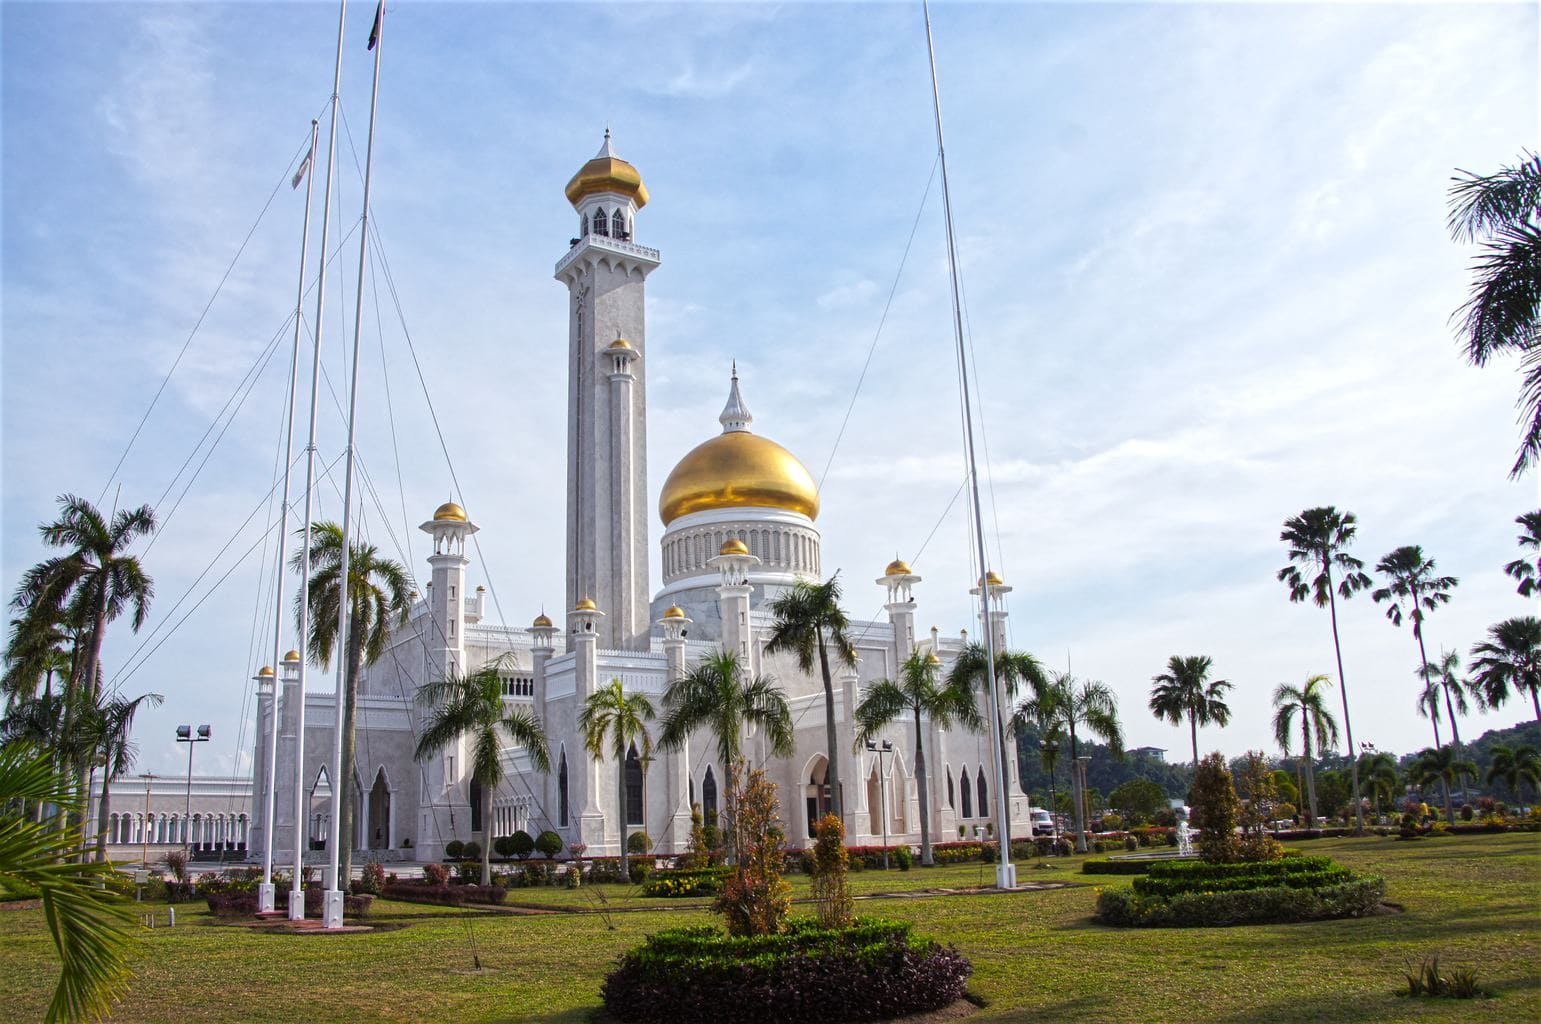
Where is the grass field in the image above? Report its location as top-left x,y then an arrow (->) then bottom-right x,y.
1,833 -> 1535,1023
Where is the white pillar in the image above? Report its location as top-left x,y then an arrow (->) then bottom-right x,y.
660,606 -> 693,851
571,600 -> 608,848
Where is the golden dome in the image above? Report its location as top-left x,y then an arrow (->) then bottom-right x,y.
659,432 -> 819,525
574,597 -> 598,612
434,501 -> 468,522
926,652 -> 942,666
663,605 -> 686,619
719,537 -> 750,556
258,665 -> 275,677
608,337 -> 634,350
565,132 -> 648,209
884,559 -> 913,577
532,613 -> 553,628
283,650 -> 301,662
985,570 -> 1005,587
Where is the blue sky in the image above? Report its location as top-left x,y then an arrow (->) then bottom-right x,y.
3,2 -> 1537,779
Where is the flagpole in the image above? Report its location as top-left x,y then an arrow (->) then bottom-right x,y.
258,118 -> 319,916
291,0 -> 348,923
323,0 -> 385,930
923,1 -> 1015,890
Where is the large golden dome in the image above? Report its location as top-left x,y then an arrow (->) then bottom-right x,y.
660,432 -> 819,525
565,131 -> 648,209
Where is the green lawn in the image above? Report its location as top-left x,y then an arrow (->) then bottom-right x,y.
1,834 -> 1535,1023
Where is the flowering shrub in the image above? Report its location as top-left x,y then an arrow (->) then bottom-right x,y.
422,862 -> 450,885
600,917 -> 971,1024
641,868 -> 730,898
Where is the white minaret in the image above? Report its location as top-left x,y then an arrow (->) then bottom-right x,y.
556,131 -> 659,652
418,501 -> 477,858
878,559 -> 921,664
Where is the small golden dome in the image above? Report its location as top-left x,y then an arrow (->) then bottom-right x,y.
574,597 -> 598,612
719,537 -> 750,556
608,337 -> 634,350
926,652 -> 942,666
283,650 -> 301,662
434,501 -> 468,522
258,665 -> 275,677
659,432 -> 820,524
565,133 -> 648,209
532,613 -> 553,628
884,559 -> 912,577
663,605 -> 686,619
985,570 -> 1005,587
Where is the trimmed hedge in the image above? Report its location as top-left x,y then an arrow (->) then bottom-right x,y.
1081,858 -> 1162,875
378,882 -> 507,906
641,866 -> 731,898
601,918 -> 971,1024
1096,876 -> 1385,927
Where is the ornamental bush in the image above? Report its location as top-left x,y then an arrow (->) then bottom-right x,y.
445,839 -> 465,859
627,830 -> 652,854
600,918 -> 971,1024
493,835 -> 516,859
1095,853 -> 1385,927
462,841 -> 482,862
1189,753 -> 1241,863
641,866 -> 731,898
509,829 -> 534,859
535,830 -> 563,859
378,882 -> 507,907
423,862 -> 450,885
810,814 -> 853,928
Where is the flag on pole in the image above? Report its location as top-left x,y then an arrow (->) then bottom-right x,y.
367,1 -> 383,49
291,148 -> 313,190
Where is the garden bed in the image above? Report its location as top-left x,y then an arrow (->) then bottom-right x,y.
640,866 -> 731,898
600,917 -> 971,1024
1095,855 -> 1384,927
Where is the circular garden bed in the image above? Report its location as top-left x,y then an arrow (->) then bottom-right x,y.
600,917 -> 971,1024
1094,854 -> 1385,927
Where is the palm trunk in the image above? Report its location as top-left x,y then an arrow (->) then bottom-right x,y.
1302,724 -> 1318,826
1412,620 -> 1463,808
914,711 -> 932,867
816,635 -> 842,821
1439,775 -> 1455,825
95,770 -> 114,864
337,619 -> 364,892
1532,687 -> 1540,723
1325,577 -> 1363,831
1189,714 -> 1199,767
481,783 -> 493,887
616,738 -> 629,879
1068,722 -> 1087,853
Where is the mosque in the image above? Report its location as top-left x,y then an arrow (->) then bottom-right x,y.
248,134 -> 1034,867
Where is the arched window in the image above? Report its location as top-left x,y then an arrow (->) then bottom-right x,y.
946,768 -> 955,810
557,752 -> 569,827
581,212 -> 589,236
625,744 -> 644,826
593,207 -> 609,236
867,766 -> 882,836
470,780 -> 483,834
977,773 -> 988,818
611,209 -> 626,239
960,768 -> 973,819
702,767 -> 718,827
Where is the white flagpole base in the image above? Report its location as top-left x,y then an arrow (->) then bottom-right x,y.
287,892 -> 306,921
257,883 -> 275,913
322,889 -> 345,929
995,862 -> 1017,890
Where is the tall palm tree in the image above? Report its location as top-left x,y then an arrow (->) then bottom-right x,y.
765,575 -> 857,819
1485,744 -> 1541,803
1446,151 -> 1541,477
1417,650 -> 1473,786
1470,616 -> 1541,722
414,662 -> 550,886
1148,655 -> 1233,767
1015,671 -> 1122,852
578,678 -> 655,879
855,651 -> 983,866
1415,672 -> 1446,749
86,690 -> 163,863
292,521 -> 410,888
1,744 -> 134,1024
1357,750 -> 1399,819
1278,506 -> 1373,830
1374,545 -> 1459,786
3,613 -> 75,714
945,641 -> 1047,840
10,495 -> 155,819
1271,675 -> 1340,826
1409,745 -> 1476,824
1503,510 -> 1541,596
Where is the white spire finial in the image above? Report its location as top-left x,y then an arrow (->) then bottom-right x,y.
719,366 -> 753,433
596,128 -> 615,159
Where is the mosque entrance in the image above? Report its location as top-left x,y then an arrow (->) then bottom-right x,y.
367,768 -> 391,850
804,756 -> 832,838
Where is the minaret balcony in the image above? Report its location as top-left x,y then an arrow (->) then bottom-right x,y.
555,233 -> 661,276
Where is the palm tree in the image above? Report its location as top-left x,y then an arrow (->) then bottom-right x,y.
1374,545 -> 1459,781
1415,672 -> 1446,749
1470,616 -> 1541,723
578,678 -> 655,879
1485,744 -> 1541,803
1278,506 -> 1373,830
1,743 -> 134,1023
765,575 -> 857,820
1357,750 -> 1399,819
1409,746 -> 1476,824
414,662 -> 550,886
1271,675 -> 1340,826
10,495 -> 155,818
292,521 -> 410,888
86,690 -> 163,863
3,613 -> 75,714
1416,650 -> 1473,788
1503,510 -> 1541,596
1148,655 -> 1233,767
1446,151 -> 1541,477
944,641 -> 1047,840
1014,672 -> 1123,852
855,651 -> 983,866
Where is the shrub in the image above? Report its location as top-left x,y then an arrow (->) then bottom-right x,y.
493,835 -> 516,859
810,814 -> 853,928
714,761 -> 791,937
1124,836 -> 1139,852
1404,957 -> 1488,999
462,841 -> 482,862
1100,812 -> 1123,832
629,860 -> 653,884
600,918 -> 971,1024
354,859 -> 386,896
1096,876 -> 1385,927
509,830 -> 535,859
1190,753 -> 1240,863
1460,804 -> 1474,822
627,830 -> 652,855
445,839 -> 465,859
894,844 -> 913,871
641,867 -> 731,898
535,830 -> 564,859
423,862 -> 450,885
378,882 -> 506,907
1081,858 -> 1157,875
163,849 -> 189,883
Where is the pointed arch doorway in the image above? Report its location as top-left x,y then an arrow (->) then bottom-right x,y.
368,767 -> 392,850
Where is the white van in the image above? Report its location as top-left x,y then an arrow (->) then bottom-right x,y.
1029,807 -> 1056,836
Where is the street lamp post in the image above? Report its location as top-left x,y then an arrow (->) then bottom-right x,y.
176,725 -> 210,851
139,772 -> 157,866
865,740 -> 893,869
